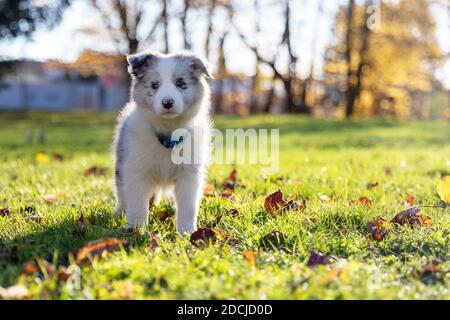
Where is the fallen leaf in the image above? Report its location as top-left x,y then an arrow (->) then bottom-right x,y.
28,212 -> 44,224
22,261 -> 38,274
57,268 -> 73,282
285,199 -> 307,212
190,228 -> 217,247
422,260 -> 449,274
0,285 -> 31,300
242,250 -> 258,263
203,184 -> 216,197
220,188 -> 234,199
148,233 -> 160,252
43,194 -> 57,204
437,176 -> 450,204
74,214 -> 92,237
318,194 -> 331,202
307,250 -> 334,267
391,206 -> 433,228
259,231 -> 287,249
384,167 -> 393,176
35,152 -> 50,164
84,166 -> 108,176
228,208 -> 239,217
223,168 -> 237,190
52,153 -> 64,162
264,190 -> 285,213
367,182 -> 379,189
0,207 -> 12,217
157,210 -> 174,221
367,217 -> 391,241
350,196 -> 372,206
75,238 -> 127,265
406,195 -> 415,205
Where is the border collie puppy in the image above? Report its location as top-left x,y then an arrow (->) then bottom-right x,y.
113,50 -> 212,234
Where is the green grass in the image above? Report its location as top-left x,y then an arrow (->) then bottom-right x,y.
0,110 -> 449,300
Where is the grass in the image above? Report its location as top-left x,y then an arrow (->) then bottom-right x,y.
0,110 -> 449,300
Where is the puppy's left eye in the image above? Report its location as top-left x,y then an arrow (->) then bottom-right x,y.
175,78 -> 187,90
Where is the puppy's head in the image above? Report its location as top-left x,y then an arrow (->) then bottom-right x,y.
127,50 -> 211,121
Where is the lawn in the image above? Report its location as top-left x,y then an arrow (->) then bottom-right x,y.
0,110 -> 449,300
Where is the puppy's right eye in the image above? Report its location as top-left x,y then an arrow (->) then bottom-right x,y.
151,82 -> 159,90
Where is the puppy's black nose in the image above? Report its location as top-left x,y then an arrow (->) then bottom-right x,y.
162,98 -> 174,109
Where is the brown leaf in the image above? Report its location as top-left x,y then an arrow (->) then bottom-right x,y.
149,233 -> 160,253
264,190 -> 286,214
350,196 -> 372,206
52,153 -> 64,162
190,228 -> 217,247
259,231 -> 287,249
74,214 -> 92,237
422,260 -> 450,274
22,261 -> 38,274
228,208 -> 239,217
0,207 -> 12,217
307,250 -> 334,267
285,199 -> 307,212
318,194 -> 332,202
28,212 -> 44,224
242,250 -> 258,264
223,168 -> 237,190
43,194 -> 57,204
84,166 -> 108,176
406,195 -> 415,205
367,182 -> 379,189
367,217 -> 391,241
384,167 -> 393,176
157,210 -> 174,222
75,238 -> 127,265
391,206 -> 433,228
220,188 -> 234,199
203,184 -> 216,197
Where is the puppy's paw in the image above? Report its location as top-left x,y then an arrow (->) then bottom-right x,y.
177,223 -> 197,236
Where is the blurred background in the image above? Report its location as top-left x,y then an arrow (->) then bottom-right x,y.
0,0 -> 449,119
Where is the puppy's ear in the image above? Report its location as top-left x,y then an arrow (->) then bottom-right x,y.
126,52 -> 155,76
189,56 -> 212,79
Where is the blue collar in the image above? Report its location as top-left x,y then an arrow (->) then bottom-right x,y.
156,131 -> 187,149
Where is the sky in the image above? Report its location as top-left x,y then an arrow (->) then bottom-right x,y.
0,0 -> 449,88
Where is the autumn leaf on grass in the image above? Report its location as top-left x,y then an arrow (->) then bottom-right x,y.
259,231 -> 288,249
74,214 -> 92,237
52,153 -> 64,162
190,228 -> 217,248
391,206 -> 433,228
264,190 -> 306,214
203,184 -> 216,197
242,250 -> 258,264
75,238 -> 127,265
223,168 -> 237,190
22,261 -> 38,274
405,195 -> 415,205
43,194 -> 57,204
228,208 -> 239,217
422,260 -> 450,275
367,217 -> 391,241
220,188 -> 234,199
35,152 -> 50,164
307,251 -> 334,267
437,176 -> 450,204
84,166 -> 108,176
27,212 -> 44,224
349,196 -> 372,206
157,210 -> 174,222
0,207 -> 12,217
367,182 -> 379,189
148,233 -> 160,253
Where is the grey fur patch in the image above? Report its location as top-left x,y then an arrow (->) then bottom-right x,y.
173,52 -> 211,80
126,51 -> 158,77
115,119 -> 128,189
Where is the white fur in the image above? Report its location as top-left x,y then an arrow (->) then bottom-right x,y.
113,51 -> 211,234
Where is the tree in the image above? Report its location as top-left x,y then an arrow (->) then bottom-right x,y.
324,0 -> 443,118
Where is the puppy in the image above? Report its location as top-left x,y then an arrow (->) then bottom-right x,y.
113,50 -> 212,234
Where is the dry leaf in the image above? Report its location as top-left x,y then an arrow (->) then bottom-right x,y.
28,212 -> 44,224
43,194 -> 57,204
223,168 -> 237,190
391,206 -> 433,228
220,188 -> 234,199
76,238 -> 127,265
367,217 -> 391,241
22,261 -> 38,274
52,153 -> 64,162
259,231 -> 287,249
84,166 -> 108,176
350,196 -> 372,206
437,176 -> 450,204
307,251 -> 334,267
406,195 -> 415,205
242,250 -> 258,263
157,210 -> 174,222
0,207 -> 12,217
384,167 -> 393,176
367,182 -> 379,189
57,268 -> 73,282
318,194 -> 331,202
203,184 -> 216,197
190,228 -> 217,247
228,208 -> 239,217
422,260 -> 449,274
148,233 -> 160,253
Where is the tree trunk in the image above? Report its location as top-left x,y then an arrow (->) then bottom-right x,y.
162,0 -> 169,53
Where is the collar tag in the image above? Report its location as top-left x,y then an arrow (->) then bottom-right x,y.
157,131 -> 187,149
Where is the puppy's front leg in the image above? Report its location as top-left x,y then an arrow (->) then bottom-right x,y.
174,173 -> 202,235
123,174 -> 152,229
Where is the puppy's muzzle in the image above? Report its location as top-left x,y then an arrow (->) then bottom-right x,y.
162,97 -> 174,109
